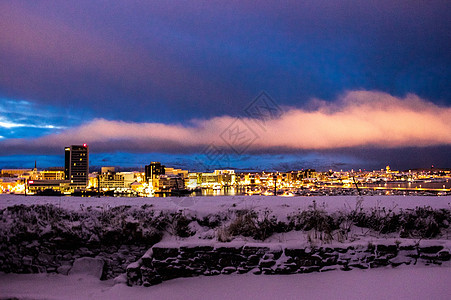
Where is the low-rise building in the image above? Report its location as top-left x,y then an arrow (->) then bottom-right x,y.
40,171 -> 65,180
99,172 -> 125,191
0,169 -> 32,177
27,179 -> 71,194
157,174 -> 184,191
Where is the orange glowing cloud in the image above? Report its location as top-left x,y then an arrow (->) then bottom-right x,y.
1,91 -> 450,154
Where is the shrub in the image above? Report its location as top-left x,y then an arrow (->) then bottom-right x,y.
1,203 -> 450,246
227,210 -> 258,238
289,209 -> 338,233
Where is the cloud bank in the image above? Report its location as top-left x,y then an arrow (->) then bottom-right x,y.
1,91 -> 450,155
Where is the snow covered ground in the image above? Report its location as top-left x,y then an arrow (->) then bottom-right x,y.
1,266 -> 450,300
1,194 -> 450,299
1,194 -> 450,214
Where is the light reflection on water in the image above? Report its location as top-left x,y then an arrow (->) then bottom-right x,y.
363,180 -> 451,190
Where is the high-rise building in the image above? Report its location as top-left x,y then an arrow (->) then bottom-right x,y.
65,144 -> 89,186
145,162 -> 165,182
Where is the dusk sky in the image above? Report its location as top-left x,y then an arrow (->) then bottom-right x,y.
1,1 -> 450,171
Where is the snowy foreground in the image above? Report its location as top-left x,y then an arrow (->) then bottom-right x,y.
1,194 -> 450,299
1,194 -> 450,213
1,266 -> 450,300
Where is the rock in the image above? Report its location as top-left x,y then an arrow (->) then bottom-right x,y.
31,265 -> 46,273
69,257 -> 105,279
300,266 -> 321,273
22,256 -> 33,266
113,273 -> 128,285
349,263 -> 368,269
37,253 -> 54,264
126,260 -> 142,286
399,245 -> 416,251
262,268 -> 274,275
157,265 -> 190,280
143,280 -> 152,287
46,267 -> 57,272
259,259 -> 276,268
333,247 -> 348,254
376,244 -> 397,253
152,247 -> 179,260
323,256 -> 337,265
390,255 -> 413,267
210,270 -> 220,275
438,249 -> 451,261
242,246 -> 270,256
262,253 -> 274,260
119,246 -> 130,256
247,255 -> 261,266
77,247 -> 94,257
237,267 -> 250,274
221,266 -> 236,274
252,267 -> 262,275
270,250 -> 283,260
340,265 -> 352,271
216,246 -> 243,254
320,266 -> 337,272
62,253 -> 73,260
180,245 -> 214,253
285,248 -> 306,257
57,264 -> 72,275
420,245 -> 443,254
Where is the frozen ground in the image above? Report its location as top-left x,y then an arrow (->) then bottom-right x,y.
2,194 -> 450,246
1,266 -> 450,300
1,194 -> 450,214
1,194 -> 450,299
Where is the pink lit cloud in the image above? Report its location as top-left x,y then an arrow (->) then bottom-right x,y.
1,91 -> 450,154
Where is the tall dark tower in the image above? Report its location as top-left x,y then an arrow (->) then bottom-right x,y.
145,162 -> 165,182
65,144 -> 89,186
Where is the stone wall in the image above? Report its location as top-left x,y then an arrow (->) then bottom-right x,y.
0,240 -> 149,279
127,240 -> 451,286
2,237 -> 450,284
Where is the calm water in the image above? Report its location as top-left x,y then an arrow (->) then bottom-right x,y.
362,180 -> 451,190
152,179 -> 451,197
154,187 -> 246,197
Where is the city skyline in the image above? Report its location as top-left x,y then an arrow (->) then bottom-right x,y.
1,145 -> 450,173
1,1 -> 450,171
2,145 -> 449,197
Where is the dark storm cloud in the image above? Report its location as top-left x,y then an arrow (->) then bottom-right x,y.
1,1 -> 450,123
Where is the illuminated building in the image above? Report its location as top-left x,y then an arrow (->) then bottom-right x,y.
165,167 -> 188,177
40,171 -> 65,180
145,162 -> 165,182
157,174 -> 184,191
130,181 -> 144,193
99,172 -> 125,190
27,179 -> 71,194
64,144 -> 89,187
119,172 -> 136,188
1,169 -> 32,177
298,169 -> 317,180
187,173 -> 202,188
0,178 -> 22,193
145,162 -> 165,189
165,167 -> 189,187
96,167 -> 136,191
101,166 -> 115,173
201,172 -> 218,186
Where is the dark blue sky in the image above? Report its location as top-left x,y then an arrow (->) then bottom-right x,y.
0,1 -> 450,171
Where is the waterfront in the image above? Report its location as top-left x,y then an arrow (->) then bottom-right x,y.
157,179 -> 451,197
